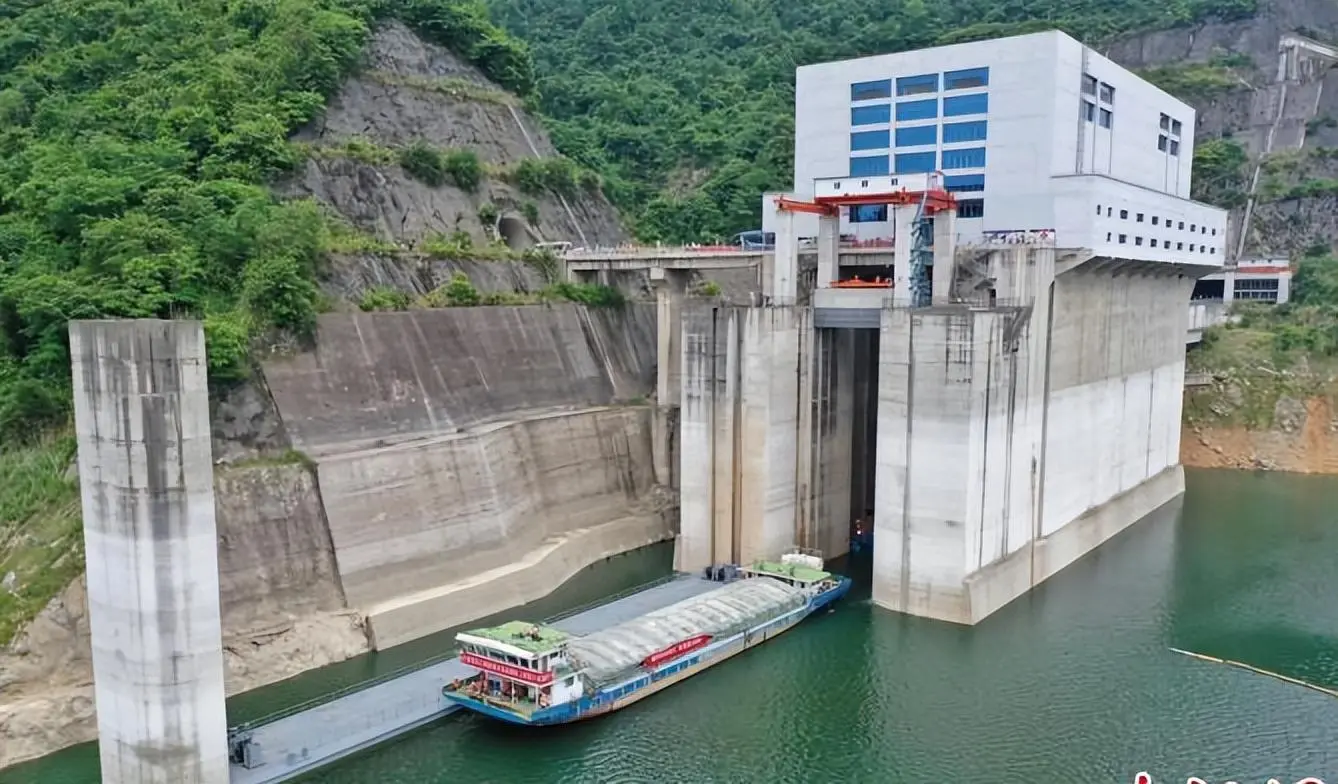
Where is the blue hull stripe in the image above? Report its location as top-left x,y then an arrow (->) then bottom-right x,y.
445,577 -> 852,725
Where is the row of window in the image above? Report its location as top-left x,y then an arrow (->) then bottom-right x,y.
1082,74 -> 1116,105
850,68 -> 990,101
1107,232 -> 1216,254
1095,204 -> 1218,236
1157,135 -> 1181,156
848,199 -> 984,222
850,147 -> 986,176
1159,113 -> 1184,136
851,93 -> 989,126
850,121 -> 988,151
1081,101 -> 1114,129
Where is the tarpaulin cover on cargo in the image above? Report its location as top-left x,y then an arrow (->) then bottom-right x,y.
567,578 -> 805,687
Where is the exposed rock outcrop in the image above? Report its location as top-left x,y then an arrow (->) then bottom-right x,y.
1107,0 -> 1338,256
286,22 -> 625,255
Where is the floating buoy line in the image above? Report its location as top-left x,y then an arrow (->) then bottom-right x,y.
1169,647 -> 1338,699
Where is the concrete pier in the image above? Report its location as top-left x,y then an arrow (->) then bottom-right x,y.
70,320 -> 229,784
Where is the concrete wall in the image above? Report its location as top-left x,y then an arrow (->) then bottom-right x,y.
265,305 -> 656,454
677,305 -> 811,571
1043,263 -> 1191,536
809,329 -> 855,559
872,303 -> 1048,621
262,305 -> 670,649
213,464 -> 346,632
870,249 -> 1189,623
319,406 -> 659,608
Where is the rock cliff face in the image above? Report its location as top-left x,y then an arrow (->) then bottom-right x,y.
287,22 -> 625,260
1107,0 -> 1338,256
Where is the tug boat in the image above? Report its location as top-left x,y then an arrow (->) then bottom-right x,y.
441,548 -> 851,725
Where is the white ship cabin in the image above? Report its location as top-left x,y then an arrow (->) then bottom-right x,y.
740,549 -> 838,593
454,621 -> 584,710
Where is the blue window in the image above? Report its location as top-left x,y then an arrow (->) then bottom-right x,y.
944,67 -> 989,90
894,151 -> 936,174
851,79 -> 892,101
850,155 -> 890,176
944,93 -> 988,116
896,74 -> 938,96
943,174 -> 984,192
896,99 -> 937,121
850,129 -> 890,151
895,125 -> 937,147
851,104 -> 891,126
942,120 -> 987,143
958,198 -> 984,218
850,205 -> 888,223
941,147 -> 986,169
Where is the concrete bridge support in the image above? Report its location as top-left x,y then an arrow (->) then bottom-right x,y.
69,320 -> 229,784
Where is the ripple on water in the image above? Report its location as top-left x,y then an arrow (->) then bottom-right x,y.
6,471 -> 1338,784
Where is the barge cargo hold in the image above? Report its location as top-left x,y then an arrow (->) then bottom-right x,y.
441,551 -> 851,725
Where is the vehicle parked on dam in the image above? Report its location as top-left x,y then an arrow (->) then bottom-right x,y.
441,549 -> 851,725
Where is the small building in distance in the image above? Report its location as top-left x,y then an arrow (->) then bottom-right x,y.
1194,258 -> 1293,304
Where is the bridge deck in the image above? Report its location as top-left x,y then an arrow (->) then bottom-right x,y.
230,574 -> 720,784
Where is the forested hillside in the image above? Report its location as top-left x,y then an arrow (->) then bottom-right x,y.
486,0 -> 1257,243
0,0 -> 532,443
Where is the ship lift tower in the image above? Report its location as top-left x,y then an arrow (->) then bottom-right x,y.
767,172 -> 958,306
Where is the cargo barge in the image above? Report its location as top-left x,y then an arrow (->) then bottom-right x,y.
441,549 -> 851,725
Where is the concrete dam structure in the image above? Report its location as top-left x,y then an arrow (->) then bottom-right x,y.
260,304 -> 673,650
673,232 -> 1215,624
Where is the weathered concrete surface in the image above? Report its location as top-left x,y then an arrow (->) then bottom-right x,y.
318,407 -> 663,611
871,249 -> 1198,624
214,464 -> 347,631
265,306 -> 656,454
677,306 -> 809,572
365,513 -> 669,649
262,305 -> 670,651
69,320 -> 229,784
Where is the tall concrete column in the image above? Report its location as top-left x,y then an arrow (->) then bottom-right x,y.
815,214 -> 840,288
891,205 -> 916,306
70,320 -> 229,784
931,209 -> 958,304
772,209 -> 798,304
651,268 -> 688,490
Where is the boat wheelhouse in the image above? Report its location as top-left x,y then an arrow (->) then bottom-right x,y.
449,621 -> 582,719
443,548 -> 852,726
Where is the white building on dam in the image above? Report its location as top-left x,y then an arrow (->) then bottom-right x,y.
675,30 -> 1227,624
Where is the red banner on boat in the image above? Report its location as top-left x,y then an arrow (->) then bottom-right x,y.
643,634 -> 712,668
460,652 -> 554,685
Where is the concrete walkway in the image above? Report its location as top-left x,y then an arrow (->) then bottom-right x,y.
230,574 -> 720,783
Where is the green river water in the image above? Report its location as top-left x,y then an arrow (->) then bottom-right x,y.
6,468 -> 1338,783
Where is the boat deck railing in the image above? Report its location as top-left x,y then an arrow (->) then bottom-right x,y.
228,572 -> 682,736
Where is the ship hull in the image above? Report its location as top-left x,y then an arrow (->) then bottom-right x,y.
444,576 -> 852,726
